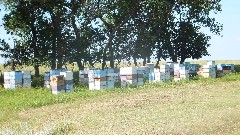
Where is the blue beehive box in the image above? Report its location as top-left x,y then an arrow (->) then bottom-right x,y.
65,84 -> 74,92
149,73 -> 155,81
226,64 -> 234,70
183,62 -> 190,67
50,69 -> 68,76
94,70 -> 107,77
50,69 -> 61,76
217,64 -> 225,70
189,64 -> 197,71
9,71 -> 22,80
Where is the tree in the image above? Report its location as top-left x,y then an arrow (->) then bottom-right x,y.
174,21 -> 211,63
165,0 -> 222,62
89,0 -> 141,69
2,1 -> 44,76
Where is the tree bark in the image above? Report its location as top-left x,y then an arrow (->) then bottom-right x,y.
172,55 -> 178,63
30,12 -> 39,77
143,58 -> 146,66
133,57 -> 137,66
102,48 -> 107,70
77,59 -> 84,70
147,56 -> 151,63
108,32 -> 114,68
180,57 -> 185,64
71,0 -> 87,70
51,37 -> 56,69
34,64 -> 39,77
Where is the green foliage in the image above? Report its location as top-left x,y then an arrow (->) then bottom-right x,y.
1,0 -> 223,71
31,75 -> 44,88
234,65 -> 240,72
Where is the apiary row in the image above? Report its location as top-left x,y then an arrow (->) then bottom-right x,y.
3,61 -> 235,93
4,71 -> 31,89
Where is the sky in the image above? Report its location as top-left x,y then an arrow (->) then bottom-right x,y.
200,0 -> 240,60
0,1 -> 240,63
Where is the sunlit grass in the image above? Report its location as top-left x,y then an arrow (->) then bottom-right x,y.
1,73 -> 240,134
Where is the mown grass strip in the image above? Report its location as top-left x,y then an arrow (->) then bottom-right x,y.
0,73 -> 240,124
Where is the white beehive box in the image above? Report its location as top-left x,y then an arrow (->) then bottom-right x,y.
120,67 -> 138,75
60,71 -> 73,80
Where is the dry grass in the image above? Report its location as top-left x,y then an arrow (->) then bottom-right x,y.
1,80 -> 240,134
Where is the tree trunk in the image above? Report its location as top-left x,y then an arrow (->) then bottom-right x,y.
51,37 -> 56,69
180,57 -> 185,64
133,57 -> 137,66
77,58 -> 84,70
11,59 -> 15,71
71,0 -> 85,70
108,32 -> 114,68
57,56 -> 63,69
51,11 -> 63,69
147,56 -> 151,63
172,55 -> 178,63
34,64 -> 39,77
30,13 -> 39,76
155,61 -> 159,68
102,49 -> 107,70
143,58 -> 146,66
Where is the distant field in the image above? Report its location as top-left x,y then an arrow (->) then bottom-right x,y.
1,60 -> 240,75
189,60 -> 240,65
1,74 -> 240,134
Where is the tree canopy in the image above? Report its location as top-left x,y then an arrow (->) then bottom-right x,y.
0,0 -> 223,75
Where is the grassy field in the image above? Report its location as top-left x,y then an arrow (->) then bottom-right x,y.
1,74 -> 240,134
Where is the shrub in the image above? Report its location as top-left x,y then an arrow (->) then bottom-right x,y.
234,65 -> 240,72
31,75 -> 44,88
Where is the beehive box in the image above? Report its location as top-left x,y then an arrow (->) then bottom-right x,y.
154,72 -> 165,82
79,70 -> 89,84
22,71 -> 31,88
4,71 -> 23,89
51,75 -> 65,95
44,72 -> 51,88
60,71 -> 74,92
88,70 -> 108,90
146,63 -> 154,73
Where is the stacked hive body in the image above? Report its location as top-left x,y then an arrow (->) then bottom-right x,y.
188,64 -> 198,78
89,70 -> 107,90
4,71 -> 23,89
160,65 -> 171,82
22,71 -> 31,88
120,67 -> 139,87
44,72 -> 51,88
113,68 -> 121,82
146,63 -> 155,82
199,61 -> 216,78
50,69 -> 66,76
137,66 -> 150,79
60,71 -> 74,92
167,62 -> 177,76
217,64 -> 234,77
137,70 -> 144,86
51,75 -> 65,94
79,70 -> 89,85
153,69 -> 165,82
174,64 -> 189,81
146,63 -> 154,73
106,68 -> 120,89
